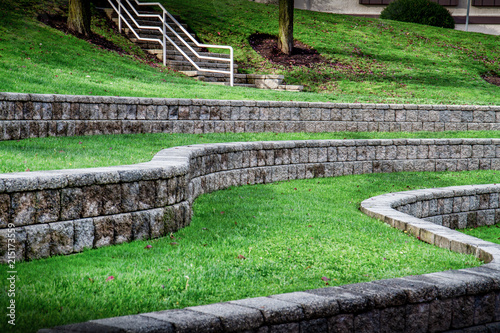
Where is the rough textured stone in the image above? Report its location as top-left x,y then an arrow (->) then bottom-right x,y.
11,192 -> 36,226
230,297 -> 304,325
0,193 -> 10,228
113,214 -> 133,244
74,218 -> 94,252
49,221 -> 74,256
26,224 -> 51,260
92,315 -> 174,333
188,302 -> 264,332
93,216 -> 114,248
36,190 -> 60,223
61,188 -> 84,220
143,309 -> 222,332
270,291 -> 339,319
307,287 -> 369,313
131,211 -> 151,240
328,314 -> 354,333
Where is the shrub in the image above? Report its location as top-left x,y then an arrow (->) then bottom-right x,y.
380,0 -> 455,29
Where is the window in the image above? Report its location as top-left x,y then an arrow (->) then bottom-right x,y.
473,0 -> 500,6
359,0 -> 458,5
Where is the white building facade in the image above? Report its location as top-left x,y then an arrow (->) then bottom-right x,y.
251,0 -> 500,35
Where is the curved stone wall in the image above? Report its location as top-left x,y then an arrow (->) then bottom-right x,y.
361,184 -> 500,264
32,139 -> 500,332
2,138 -> 500,263
1,92 -> 500,141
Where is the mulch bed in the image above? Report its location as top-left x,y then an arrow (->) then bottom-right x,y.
248,33 -> 331,68
482,74 -> 500,87
38,12 -> 126,54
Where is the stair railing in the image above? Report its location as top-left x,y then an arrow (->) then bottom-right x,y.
107,0 -> 234,86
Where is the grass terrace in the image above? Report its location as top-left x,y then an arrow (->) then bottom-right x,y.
0,0 -> 498,104
0,0 -> 499,331
1,169 -> 497,333
1,130 -> 500,173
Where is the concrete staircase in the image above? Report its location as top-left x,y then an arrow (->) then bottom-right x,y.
102,6 -> 303,91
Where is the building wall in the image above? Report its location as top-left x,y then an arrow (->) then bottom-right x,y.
251,0 -> 500,35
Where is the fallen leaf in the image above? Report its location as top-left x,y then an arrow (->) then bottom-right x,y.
237,254 -> 246,259
106,276 -> 114,282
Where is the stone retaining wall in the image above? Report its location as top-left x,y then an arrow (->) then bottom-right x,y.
1,92 -> 500,141
0,136 -> 496,333
31,139 -> 500,332
2,138 -> 500,263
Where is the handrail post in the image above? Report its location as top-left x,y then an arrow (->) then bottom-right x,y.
162,11 -> 166,66
230,48 -> 234,87
118,0 -> 122,33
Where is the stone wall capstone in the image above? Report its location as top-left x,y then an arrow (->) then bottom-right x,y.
28,139 -> 500,333
1,92 -> 500,141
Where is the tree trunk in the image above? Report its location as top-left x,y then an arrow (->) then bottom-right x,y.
68,0 -> 91,36
278,0 -> 294,55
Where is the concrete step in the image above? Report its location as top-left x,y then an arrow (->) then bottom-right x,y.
210,82 -> 258,88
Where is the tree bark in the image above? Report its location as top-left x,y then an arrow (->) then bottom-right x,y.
68,0 -> 91,36
278,0 -> 294,55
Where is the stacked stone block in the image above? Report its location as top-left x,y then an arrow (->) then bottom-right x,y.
1,138 -> 500,264
2,93 -> 500,141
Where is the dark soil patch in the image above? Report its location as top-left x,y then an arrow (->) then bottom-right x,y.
38,12 -> 126,54
37,9 -> 163,69
482,74 -> 500,87
249,33 -> 331,68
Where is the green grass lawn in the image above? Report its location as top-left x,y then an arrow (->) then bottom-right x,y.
1,130 -> 500,173
0,0 -> 499,104
1,170 -> 496,333
1,1 -> 499,331
461,224 -> 500,245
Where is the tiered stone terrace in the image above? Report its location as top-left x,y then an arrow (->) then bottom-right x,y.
1,93 -> 499,332
1,92 -> 500,141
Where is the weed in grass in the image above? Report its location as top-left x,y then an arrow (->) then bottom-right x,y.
0,170 -> 493,333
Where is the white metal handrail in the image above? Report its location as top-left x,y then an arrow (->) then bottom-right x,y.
107,0 -> 234,86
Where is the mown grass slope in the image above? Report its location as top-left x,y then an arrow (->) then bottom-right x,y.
0,0 -> 499,104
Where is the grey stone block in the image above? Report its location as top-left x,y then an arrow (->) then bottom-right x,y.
188,302 -> 264,332
354,310 -> 380,333
341,281 -> 407,308
74,218 -> 94,252
93,216 -> 114,248
49,221 -> 74,256
270,291 -> 339,319
92,315 -> 174,333
374,277 -> 437,303
451,295 -> 475,329
230,296 -> 304,325
143,309 -> 222,332
306,286 -> 369,313
428,298 -> 453,332
11,192 -> 36,226
43,322 -> 125,332
328,313 -> 353,333
131,211 -> 151,241
61,188 -> 84,220
26,224 -> 51,260
299,318 -> 328,333
267,322 -> 299,333
405,303 -> 429,333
